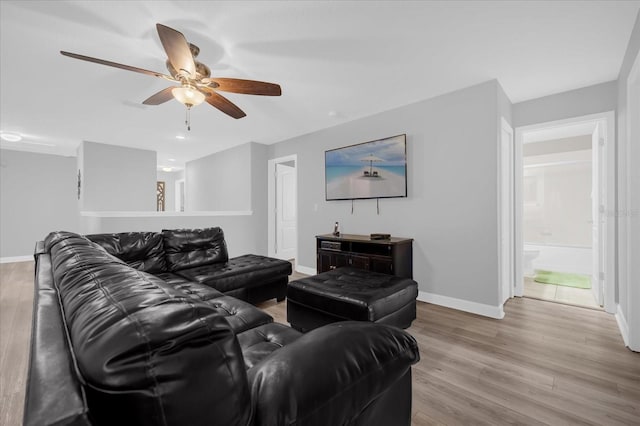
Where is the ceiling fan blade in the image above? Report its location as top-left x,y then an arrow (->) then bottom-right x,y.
201,88 -> 246,119
142,87 -> 176,105
206,78 -> 282,96
156,23 -> 196,78
60,51 -> 173,80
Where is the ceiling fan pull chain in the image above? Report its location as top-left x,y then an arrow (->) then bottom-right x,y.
185,107 -> 191,131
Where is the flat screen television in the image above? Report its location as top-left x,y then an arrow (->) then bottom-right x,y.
325,134 -> 407,201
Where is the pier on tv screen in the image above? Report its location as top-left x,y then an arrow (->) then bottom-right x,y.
325,134 -> 407,201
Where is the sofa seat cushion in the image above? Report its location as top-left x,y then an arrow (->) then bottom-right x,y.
155,272 -> 227,301
162,227 -> 228,271
237,323 -> 301,370
154,271 -> 199,287
175,254 -> 292,293
154,274 -> 273,333
203,296 -> 273,334
86,232 -> 167,273
287,267 -> 418,323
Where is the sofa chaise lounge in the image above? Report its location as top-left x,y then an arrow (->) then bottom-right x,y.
24,229 -> 420,426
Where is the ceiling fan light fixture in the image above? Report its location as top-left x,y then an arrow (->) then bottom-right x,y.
1,132 -> 23,142
171,85 -> 205,108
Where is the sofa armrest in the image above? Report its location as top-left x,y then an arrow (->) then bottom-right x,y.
248,321 -> 419,426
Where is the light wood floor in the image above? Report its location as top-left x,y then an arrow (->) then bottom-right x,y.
3,261 -> 639,425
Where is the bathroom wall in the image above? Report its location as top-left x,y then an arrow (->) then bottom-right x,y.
523,137 -> 592,275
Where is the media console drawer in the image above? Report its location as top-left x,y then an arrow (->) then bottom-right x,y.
316,234 -> 413,278
320,241 -> 342,251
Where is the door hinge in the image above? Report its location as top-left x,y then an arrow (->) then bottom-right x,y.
599,271 -> 605,281
599,138 -> 605,146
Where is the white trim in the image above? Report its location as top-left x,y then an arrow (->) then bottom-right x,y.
523,159 -> 591,168
615,304 -> 630,348
0,255 -> 33,264
517,112 -> 606,138
295,265 -> 317,276
602,112 -> 617,314
514,126 -> 524,297
498,117 -> 515,304
417,291 -> 505,319
624,47 -> 640,351
80,210 -> 252,217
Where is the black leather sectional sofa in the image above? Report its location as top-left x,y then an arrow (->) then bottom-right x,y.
86,227 -> 291,304
25,229 -> 420,426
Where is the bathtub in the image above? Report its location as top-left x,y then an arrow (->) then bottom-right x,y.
523,243 -> 592,276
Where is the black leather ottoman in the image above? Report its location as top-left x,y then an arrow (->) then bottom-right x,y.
287,267 -> 418,332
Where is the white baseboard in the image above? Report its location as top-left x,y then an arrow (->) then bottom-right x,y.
0,255 -> 32,264
418,290 -> 505,319
615,304 -> 630,347
296,265 -> 317,276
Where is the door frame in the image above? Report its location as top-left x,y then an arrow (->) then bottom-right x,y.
620,48 -> 640,351
498,117 -> 515,305
267,154 -> 298,262
174,179 -> 185,212
513,111 -> 616,314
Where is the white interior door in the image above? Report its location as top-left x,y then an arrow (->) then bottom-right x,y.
591,124 -> 604,306
275,163 -> 297,260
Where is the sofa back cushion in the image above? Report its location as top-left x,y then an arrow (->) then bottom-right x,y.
162,227 -> 229,272
25,244 -> 92,426
44,231 -> 250,426
86,232 -> 167,273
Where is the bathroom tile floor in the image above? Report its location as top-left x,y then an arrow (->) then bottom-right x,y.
523,277 -> 601,309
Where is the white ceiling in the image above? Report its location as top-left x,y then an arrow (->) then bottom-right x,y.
1,1 -> 638,169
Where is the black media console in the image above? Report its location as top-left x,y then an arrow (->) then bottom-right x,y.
316,233 -> 413,278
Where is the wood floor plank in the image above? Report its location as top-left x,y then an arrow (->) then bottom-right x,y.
0,261 -> 34,426
2,262 -> 639,426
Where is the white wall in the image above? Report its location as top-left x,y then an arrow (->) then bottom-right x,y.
186,143 -> 252,211
182,141 -> 268,255
0,149 -> 79,258
512,81 -> 618,128
268,80 -> 504,314
250,143 -> 269,255
80,141 -> 156,211
616,11 -> 640,346
497,80 -> 513,125
523,149 -> 592,247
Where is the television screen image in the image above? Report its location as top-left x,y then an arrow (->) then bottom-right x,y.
325,134 -> 407,200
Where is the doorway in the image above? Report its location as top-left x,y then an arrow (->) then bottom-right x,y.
268,155 -> 298,264
175,179 -> 185,212
513,112 -> 615,313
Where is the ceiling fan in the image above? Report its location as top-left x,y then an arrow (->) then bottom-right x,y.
61,23 -> 281,130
